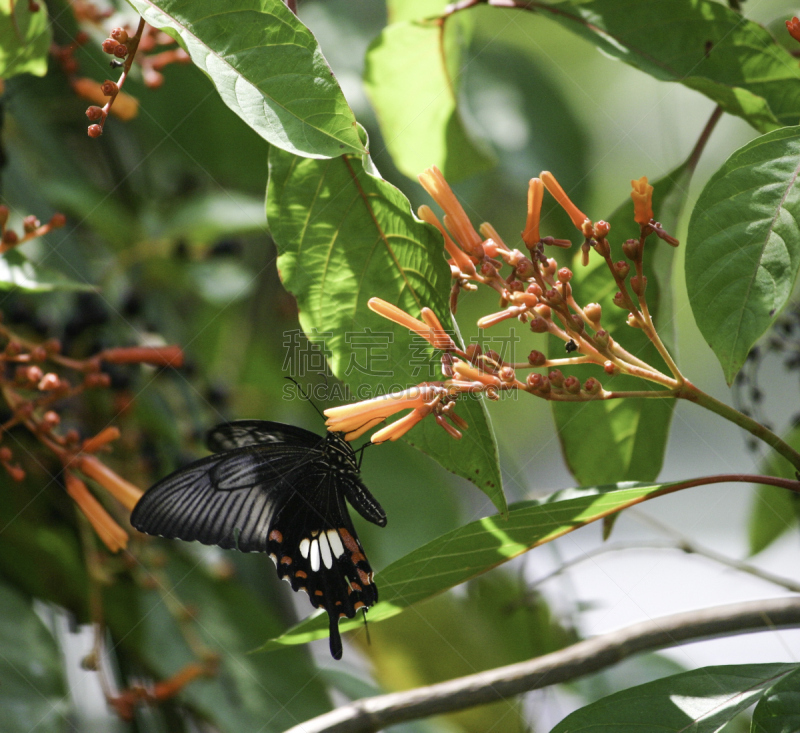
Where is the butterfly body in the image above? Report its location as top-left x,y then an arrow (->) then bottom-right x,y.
130,420 -> 385,659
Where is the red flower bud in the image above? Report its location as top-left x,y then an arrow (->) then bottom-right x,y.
583,377 -> 601,395
622,239 -> 640,260
584,302 -> 602,324
548,370 -> 564,388
102,38 -> 119,54
613,261 -> 630,279
113,44 -> 129,58
564,376 -> 580,394
87,124 -> 103,138
528,350 -> 546,367
2,230 -> 18,245
530,317 -> 549,334
23,215 -> 39,233
787,17 -> 800,43
101,80 -> 119,96
630,275 -> 647,296
86,106 -> 104,121
110,27 -> 129,43
557,267 -> 572,283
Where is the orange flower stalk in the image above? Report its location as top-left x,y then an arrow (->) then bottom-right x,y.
540,171 -> 589,231
65,471 -> 128,552
368,298 -> 455,351
631,176 -> 654,225
418,166 -> 482,253
522,177 -> 543,247
78,454 -> 143,511
324,385 -> 439,435
97,345 -> 184,368
81,426 -> 120,454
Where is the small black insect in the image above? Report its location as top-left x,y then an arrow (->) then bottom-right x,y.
130,420 -> 386,659
565,339 -> 578,354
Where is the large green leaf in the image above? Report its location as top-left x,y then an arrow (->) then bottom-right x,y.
550,663 -> 799,733
258,480 -> 681,651
364,19 -> 494,182
686,127 -> 800,384
0,0 -> 50,78
551,163 -> 690,485
748,423 -> 800,555
531,0 -> 800,133
752,665 -> 800,733
0,581 -> 69,733
0,250 -> 94,293
267,146 -> 504,513
125,0 -> 365,159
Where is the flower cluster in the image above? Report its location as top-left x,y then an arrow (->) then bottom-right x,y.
0,206 -> 66,253
0,320 -> 183,552
326,166 -> 681,444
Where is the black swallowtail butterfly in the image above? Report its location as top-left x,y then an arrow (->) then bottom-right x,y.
130,420 -> 386,659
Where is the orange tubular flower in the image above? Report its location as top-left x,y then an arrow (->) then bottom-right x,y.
78,455 -> 143,511
452,360 -> 501,386
368,298 -> 455,351
418,205 -> 476,277
65,471 -> 129,552
418,166 -> 483,253
371,406 -> 431,443
523,177 -> 543,247
324,385 -> 438,435
788,16 -> 800,43
540,171 -> 589,231
631,176 -> 654,225
81,426 -> 121,454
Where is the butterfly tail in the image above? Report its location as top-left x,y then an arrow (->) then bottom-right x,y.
328,611 -> 343,660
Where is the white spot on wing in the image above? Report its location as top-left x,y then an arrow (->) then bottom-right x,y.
269,553 -> 277,567
327,530 -> 345,558
319,532 -> 333,569
310,540 -> 320,572
299,538 -> 310,559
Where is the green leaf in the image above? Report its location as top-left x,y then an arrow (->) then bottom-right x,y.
550,663 -> 799,733
686,127 -> 800,384
0,581 -> 69,733
749,423 -> 800,555
0,0 -> 50,78
364,19 -> 494,182
0,250 -> 94,293
267,146 -> 505,513
258,480 -> 680,651
534,0 -> 800,133
387,0 -> 449,23
752,666 -> 800,733
551,163 -> 691,485
161,191 -> 266,244
124,0 -> 365,159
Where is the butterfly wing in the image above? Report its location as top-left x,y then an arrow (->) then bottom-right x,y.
266,467 -> 378,660
206,420 -> 322,453
130,444 -> 316,552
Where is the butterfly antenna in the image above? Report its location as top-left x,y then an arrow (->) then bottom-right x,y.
285,376 -> 325,420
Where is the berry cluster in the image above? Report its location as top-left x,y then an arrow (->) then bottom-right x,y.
0,206 -> 66,254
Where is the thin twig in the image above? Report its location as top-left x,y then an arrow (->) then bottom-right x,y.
286,597 -> 800,733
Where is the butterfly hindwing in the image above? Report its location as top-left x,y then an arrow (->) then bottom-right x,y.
206,420 -> 322,453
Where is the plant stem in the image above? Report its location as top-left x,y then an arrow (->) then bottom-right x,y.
678,380 -> 800,472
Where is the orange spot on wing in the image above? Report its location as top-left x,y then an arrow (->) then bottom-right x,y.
357,569 -> 370,585
351,552 -> 366,564
295,570 -> 307,578
280,556 -> 292,565
315,590 -> 324,596
339,528 -> 359,552
351,582 -> 362,591
269,529 -> 283,542
353,601 -> 365,610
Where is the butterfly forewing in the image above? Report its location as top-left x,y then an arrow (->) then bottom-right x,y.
131,420 -> 384,659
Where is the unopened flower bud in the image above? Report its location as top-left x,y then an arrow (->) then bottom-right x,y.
480,261 -> 497,277
527,372 -> 550,393
613,292 -> 627,309
113,44 -> 129,58
543,288 -> 562,306
515,258 -> 535,279
604,360 -> 618,375
549,370 -> 564,388
583,377 -> 601,395
0,447 -> 11,462
594,238 -> 610,258
613,261 -> 630,279
499,366 -> 516,382
5,341 -> 21,356
584,302 -> 602,324
43,338 -> 62,354
626,314 -> 642,328
570,314 -> 585,333
593,220 -> 610,238
527,283 -> 542,297
101,80 -> 119,96
87,124 -> 103,138
86,106 -> 104,121
30,345 -> 47,362
2,230 -> 18,245
530,317 -> 549,333
630,275 -> 647,296
564,376 -> 580,394
38,373 -> 61,391
41,411 -> 60,430
484,349 -> 501,366
49,213 -> 66,229
545,258 -> 558,276
23,215 -> 39,233
557,267 -> 572,283
580,219 -> 594,238
534,304 -> 551,319
622,239 -> 640,260
482,239 -> 498,258
110,27 -> 129,43
528,350 -> 546,367
595,330 -> 610,348
102,38 -> 119,54
508,280 -> 524,292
